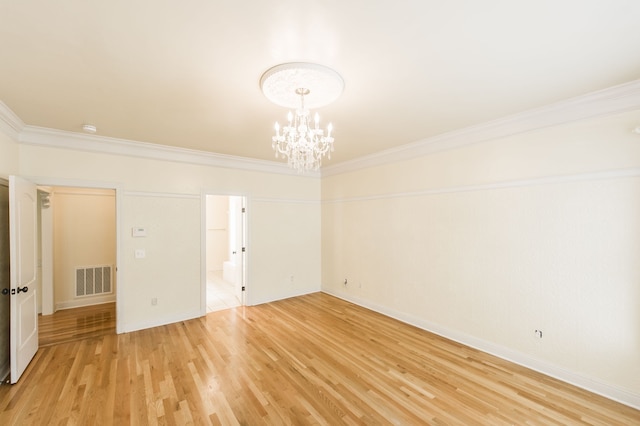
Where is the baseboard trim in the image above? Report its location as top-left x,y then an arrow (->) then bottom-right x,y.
55,295 -> 116,311
249,288 -> 319,307
121,309 -> 202,333
321,288 -> 640,410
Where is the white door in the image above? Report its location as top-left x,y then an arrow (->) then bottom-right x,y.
234,197 -> 246,305
9,176 -> 38,383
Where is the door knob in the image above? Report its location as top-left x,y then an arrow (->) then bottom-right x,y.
1,289 -> 8,296
17,286 -> 28,294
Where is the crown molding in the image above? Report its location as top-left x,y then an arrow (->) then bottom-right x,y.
18,126 -> 320,178
5,79 -> 640,179
0,101 -> 25,141
322,79 -> 640,177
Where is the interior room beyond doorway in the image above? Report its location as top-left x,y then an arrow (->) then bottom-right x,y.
205,195 -> 244,313
38,186 -> 117,345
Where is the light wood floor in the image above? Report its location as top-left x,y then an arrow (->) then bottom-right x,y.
38,302 -> 116,347
1,293 -> 638,424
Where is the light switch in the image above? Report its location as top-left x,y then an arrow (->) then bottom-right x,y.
135,249 -> 146,259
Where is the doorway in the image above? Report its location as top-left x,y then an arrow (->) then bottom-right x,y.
38,186 -> 117,345
0,180 -> 9,380
205,195 -> 246,313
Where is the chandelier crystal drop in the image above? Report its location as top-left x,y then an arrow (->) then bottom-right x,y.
272,88 -> 334,173
260,62 -> 344,173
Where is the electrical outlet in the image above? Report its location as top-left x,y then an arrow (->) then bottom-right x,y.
290,274 -> 294,284
151,297 -> 158,306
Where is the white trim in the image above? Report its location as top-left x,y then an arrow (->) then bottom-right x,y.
52,188 -> 116,197
122,190 -> 200,199
6,80 -> 640,179
252,196 -> 321,205
323,79 -> 640,177
55,295 -> 116,311
39,186 -> 54,316
0,101 -> 25,141
323,167 -> 640,204
322,289 -> 640,410
252,289 -> 318,307
18,125 -> 321,178
115,187 -> 123,334
30,177 -> 124,334
25,176 -> 122,190
200,193 -> 207,316
201,191 -> 250,314
121,308 -> 202,333
201,191 -> 243,314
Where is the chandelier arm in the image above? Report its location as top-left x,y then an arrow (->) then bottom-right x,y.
269,84 -> 335,172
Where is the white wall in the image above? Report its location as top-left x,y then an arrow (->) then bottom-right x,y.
206,195 -> 229,274
52,187 -> 116,309
0,130 -> 19,177
250,198 -> 320,304
120,192 -> 202,330
16,143 -> 322,332
322,109 -> 640,407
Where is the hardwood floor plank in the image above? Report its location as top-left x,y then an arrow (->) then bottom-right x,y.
1,293 -> 638,425
38,303 -> 116,347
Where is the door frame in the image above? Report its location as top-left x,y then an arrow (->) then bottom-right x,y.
26,177 -> 123,333
38,187 -> 54,316
0,178 -> 9,381
200,191 -> 249,315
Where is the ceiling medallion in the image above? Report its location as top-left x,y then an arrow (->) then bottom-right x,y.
260,63 -> 344,172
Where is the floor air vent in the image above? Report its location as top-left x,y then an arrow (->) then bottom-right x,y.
75,265 -> 112,297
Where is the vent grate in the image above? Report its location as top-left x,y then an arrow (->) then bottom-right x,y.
75,265 -> 113,297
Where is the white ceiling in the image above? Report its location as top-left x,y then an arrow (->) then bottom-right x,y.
1,0 -> 640,166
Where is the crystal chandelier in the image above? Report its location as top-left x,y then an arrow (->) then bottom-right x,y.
260,63 -> 344,173
272,88 -> 334,172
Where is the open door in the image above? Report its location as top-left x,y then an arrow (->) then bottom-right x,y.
9,176 -> 38,383
233,196 -> 246,305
